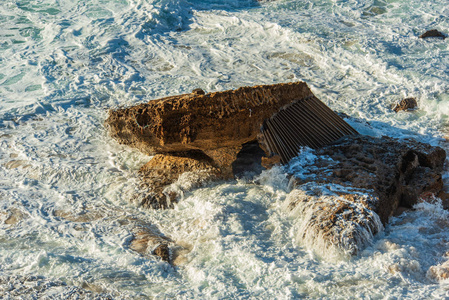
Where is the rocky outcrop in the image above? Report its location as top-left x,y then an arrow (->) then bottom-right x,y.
290,135 -> 446,224
106,82 -> 327,207
105,82 -> 314,167
419,29 -> 447,39
284,135 -> 446,258
106,81 -> 361,209
105,81 -> 448,261
393,97 -> 418,112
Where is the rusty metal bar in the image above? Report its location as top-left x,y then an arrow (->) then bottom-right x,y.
260,95 -> 358,164
278,106 -> 316,149
310,96 -> 358,136
300,98 -> 343,142
290,100 -> 337,146
270,113 -> 301,160
266,119 -> 290,164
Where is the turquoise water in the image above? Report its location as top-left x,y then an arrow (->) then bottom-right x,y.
0,0 -> 448,298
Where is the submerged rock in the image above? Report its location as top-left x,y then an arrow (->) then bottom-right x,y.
419,29 -> 447,39
54,209 -> 178,263
284,187 -> 383,260
1,207 -> 29,225
393,97 -> 418,112
137,152 -> 222,209
129,227 -> 173,262
428,261 -> 449,281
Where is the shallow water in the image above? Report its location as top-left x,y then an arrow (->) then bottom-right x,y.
0,0 -> 449,298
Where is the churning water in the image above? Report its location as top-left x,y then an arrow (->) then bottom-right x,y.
0,0 -> 448,298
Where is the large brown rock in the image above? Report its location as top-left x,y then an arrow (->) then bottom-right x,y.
105,82 -> 314,170
106,82 -> 321,208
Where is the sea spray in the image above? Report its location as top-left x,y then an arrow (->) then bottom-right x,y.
0,0 -> 449,298
283,184 -> 383,261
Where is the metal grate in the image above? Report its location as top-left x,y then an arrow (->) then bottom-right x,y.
261,96 -> 358,164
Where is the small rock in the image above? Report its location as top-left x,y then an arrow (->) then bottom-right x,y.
419,29 -> 447,39
54,209 -> 103,222
428,261 -> 449,281
3,208 -> 28,225
130,227 -> 173,262
153,244 -> 170,262
191,88 -> 205,95
393,97 -> 418,113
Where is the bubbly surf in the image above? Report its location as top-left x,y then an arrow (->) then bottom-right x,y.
0,0 -> 448,298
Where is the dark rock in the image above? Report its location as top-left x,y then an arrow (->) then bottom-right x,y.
153,244 -> 170,262
291,135 -> 446,225
419,29 -> 447,39
285,135 -> 446,258
393,97 -> 418,112
191,88 -> 205,95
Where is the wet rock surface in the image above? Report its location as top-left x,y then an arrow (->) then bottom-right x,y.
137,153 -> 222,209
54,209 -> 180,263
419,29 -> 447,39
284,187 -> 383,259
285,135 -> 446,257
2,208 -> 28,225
291,135 -> 446,225
129,227 -> 173,262
393,97 -> 418,112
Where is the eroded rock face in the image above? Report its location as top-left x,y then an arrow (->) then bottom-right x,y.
105,82 -> 314,171
291,135 -> 446,225
285,135 -> 446,258
105,81 -> 447,261
106,82 -> 320,208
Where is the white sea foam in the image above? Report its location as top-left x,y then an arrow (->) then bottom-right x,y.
0,0 -> 448,298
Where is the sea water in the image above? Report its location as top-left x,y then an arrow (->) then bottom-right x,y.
0,0 -> 448,298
